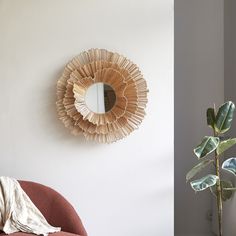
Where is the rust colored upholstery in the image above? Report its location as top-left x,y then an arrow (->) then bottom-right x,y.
0,181 -> 87,236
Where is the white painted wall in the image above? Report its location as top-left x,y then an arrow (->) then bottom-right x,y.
0,1 -> 174,236
175,0 -> 224,235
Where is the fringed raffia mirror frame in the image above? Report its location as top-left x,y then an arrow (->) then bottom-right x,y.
56,49 -> 148,143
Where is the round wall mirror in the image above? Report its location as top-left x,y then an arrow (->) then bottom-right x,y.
85,82 -> 116,114
57,48 -> 148,143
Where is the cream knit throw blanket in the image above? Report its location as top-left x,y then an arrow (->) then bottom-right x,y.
0,176 -> 61,235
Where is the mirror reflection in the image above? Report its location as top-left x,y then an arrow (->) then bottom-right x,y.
85,83 -> 116,114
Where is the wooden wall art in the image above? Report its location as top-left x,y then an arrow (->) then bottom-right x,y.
56,49 -> 148,143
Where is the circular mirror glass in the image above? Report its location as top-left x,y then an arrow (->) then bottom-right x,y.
85,83 -> 116,114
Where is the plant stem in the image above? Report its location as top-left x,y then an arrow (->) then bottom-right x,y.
215,153 -> 223,236
213,104 -> 223,236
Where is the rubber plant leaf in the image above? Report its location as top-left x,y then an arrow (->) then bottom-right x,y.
190,174 -> 219,192
222,158 -> 236,176
207,107 -> 216,129
186,159 -> 214,182
210,180 -> 233,201
217,138 -> 236,155
194,136 -> 220,159
215,101 -> 235,134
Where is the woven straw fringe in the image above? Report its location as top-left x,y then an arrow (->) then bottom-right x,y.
56,49 -> 148,143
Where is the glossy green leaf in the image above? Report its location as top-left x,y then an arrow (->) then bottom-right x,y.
207,108 -> 216,129
216,138 -> 236,155
186,159 -> 214,182
215,101 -> 235,134
194,136 -> 220,159
210,180 -> 233,201
190,174 -> 219,191
222,158 -> 236,175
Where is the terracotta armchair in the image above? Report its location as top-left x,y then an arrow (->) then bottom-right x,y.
0,180 -> 87,236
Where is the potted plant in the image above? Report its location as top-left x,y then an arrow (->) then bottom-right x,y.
186,101 -> 236,236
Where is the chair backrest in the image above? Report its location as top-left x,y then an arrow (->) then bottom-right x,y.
19,180 -> 87,236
